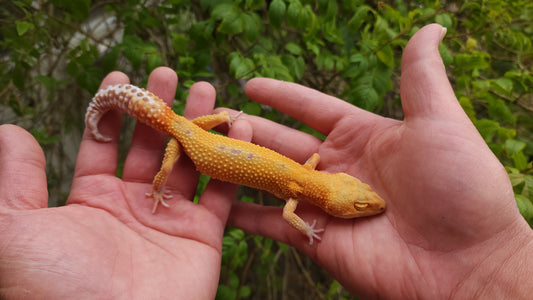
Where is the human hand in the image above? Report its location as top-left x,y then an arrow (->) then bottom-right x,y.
0,67 -> 251,299
226,24 -> 533,298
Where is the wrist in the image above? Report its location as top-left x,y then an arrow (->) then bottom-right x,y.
454,220 -> 533,298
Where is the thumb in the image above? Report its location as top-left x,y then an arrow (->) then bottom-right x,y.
0,124 -> 48,210
400,24 -> 466,122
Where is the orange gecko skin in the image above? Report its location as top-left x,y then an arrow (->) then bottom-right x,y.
85,84 -> 386,244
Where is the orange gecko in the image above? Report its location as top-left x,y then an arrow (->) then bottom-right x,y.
85,84 -> 386,244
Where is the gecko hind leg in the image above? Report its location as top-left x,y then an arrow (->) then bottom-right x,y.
283,198 -> 324,245
303,153 -> 320,170
190,111 -> 236,131
148,137 -> 181,213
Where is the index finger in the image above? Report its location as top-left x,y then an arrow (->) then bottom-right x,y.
244,78 -> 375,135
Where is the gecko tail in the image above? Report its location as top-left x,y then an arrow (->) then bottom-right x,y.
85,83 -> 174,142
85,105 -> 112,142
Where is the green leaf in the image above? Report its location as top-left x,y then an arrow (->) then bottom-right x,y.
505,140 -> 529,171
286,1 -> 302,28
245,0 -> 264,10
190,20 -> 215,40
264,55 -> 293,81
458,96 -> 476,120
509,172 -> 526,194
239,286 -> 252,298
240,195 -> 255,203
372,68 -> 393,94
241,102 -> 262,115
281,55 -> 305,80
122,36 -> 145,69
146,53 -> 163,74
193,174 -> 210,203
228,272 -> 239,288
229,52 -> 255,78
516,195 -> 533,226
488,98 -> 515,125
351,85 -> 379,111
299,5 -> 315,29
466,37 -> 478,51
474,119 -> 500,142
30,129 -> 60,146
439,44 -> 453,66
508,172 -> 533,200
15,20 -> 34,36
327,280 -> 342,298
50,0 -> 90,20
268,0 -> 286,28
322,20 -> 344,44
229,228 -> 245,240
284,42 -> 302,55
348,5 -> 371,31
213,3 -> 244,35
242,13 -> 259,42
524,175 -> 533,199
522,176 -> 533,201
216,285 -> 237,300
505,139 -> 526,155
35,75 -> 60,89
435,13 -> 453,28
472,79 -> 490,92
102,46 -> 121,73
490,78 -> 513,98
512,151 -> 530,171
454,51 -> 490,71
305,40 -> 320,56
376,45 -> 395,68
211,3 -> 233,20
8,98 -> 34,117
219,15 -> 244,35
316,50 -> 335,71
298,123 -> 326,140
200,0 -> 218,11
349,53 -> 368,64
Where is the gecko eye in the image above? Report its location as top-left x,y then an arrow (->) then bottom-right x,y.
354,203 -> 369,210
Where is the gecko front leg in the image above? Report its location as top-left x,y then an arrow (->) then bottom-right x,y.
280,153 -> 324,244
282,198 -> 324,245
149,111 -> 236,213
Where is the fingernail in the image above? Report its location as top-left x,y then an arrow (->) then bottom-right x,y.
440,26 -> 447,41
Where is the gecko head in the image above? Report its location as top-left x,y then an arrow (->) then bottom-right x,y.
323,172 -> 386,218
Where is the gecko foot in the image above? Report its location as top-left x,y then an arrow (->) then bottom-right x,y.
146,190 -> 173,213
228,111 -> 244,127
305,219 -> 325,245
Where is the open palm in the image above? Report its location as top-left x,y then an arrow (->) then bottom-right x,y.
227,24 -> 532,298
0,68 -> 251,299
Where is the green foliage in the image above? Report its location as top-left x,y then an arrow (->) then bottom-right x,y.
217,227 -> 252,300
1,0 -> 532,298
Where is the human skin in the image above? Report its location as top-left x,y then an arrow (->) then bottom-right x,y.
224,24 -> 533,298
1,23 -> 532,299
0,68 -> 253,299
